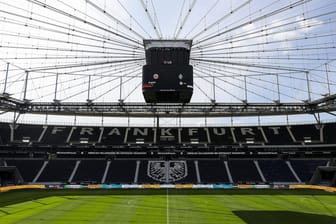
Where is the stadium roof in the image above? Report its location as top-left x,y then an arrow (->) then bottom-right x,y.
0,0 -> 336,125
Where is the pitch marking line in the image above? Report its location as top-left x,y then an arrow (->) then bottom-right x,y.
166,189 -> 169,224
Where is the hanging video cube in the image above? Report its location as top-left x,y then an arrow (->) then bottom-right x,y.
142,40 -> 193,103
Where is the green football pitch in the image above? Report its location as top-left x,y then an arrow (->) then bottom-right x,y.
0,189 -> 335,224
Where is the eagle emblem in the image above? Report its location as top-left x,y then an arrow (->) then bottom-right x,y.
148,161 -> 187,183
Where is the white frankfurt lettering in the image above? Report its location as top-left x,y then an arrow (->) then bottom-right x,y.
241,128 -> 255,136
51,126 -> 66,134
161,128 -> 173,136
188,128 -> 198,136
133,128 -> 148,136
108,128 -> 121,136
268,127 -> 281,135
213,128 -> 226,135
80,127 -> 94,135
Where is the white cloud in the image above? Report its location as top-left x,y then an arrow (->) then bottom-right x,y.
269,16 -> 323,54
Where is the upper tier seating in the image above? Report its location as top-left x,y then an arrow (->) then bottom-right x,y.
0,124 -> 11,144
0,122 -> 333,146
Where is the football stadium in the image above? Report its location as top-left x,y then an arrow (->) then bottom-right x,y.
0,0 -> 336,223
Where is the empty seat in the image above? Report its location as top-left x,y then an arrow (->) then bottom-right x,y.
6,159 -> 44,182
72,160 -> 107,183
0,123 -> 11,144
37,160 -> 76,182
40,126 -> 72,145
198,160 -> 229,183
290,160 -> 328,182
105,160 -> 136,183
229,160 -> 262,183
13,124 -> 44,144
258,160 -> 296,182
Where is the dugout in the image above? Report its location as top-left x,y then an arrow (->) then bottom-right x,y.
0,166 -> 24,186
142,39 -> 193,103
309,166 -> 336,187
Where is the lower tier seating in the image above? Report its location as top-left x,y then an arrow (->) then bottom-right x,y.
137,160 -> 197,184
290,160 -> 328,182
4,158 -> 327,184
105,160 -> 136,183
229,160 -> 262,183
258,160 -> 297,182
72,160 -> 107,183
37,160 -> 76,182
5,159 -> 44,182
198,160 -> 230,183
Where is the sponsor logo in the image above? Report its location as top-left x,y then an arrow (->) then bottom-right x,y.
143,84 -> 153,89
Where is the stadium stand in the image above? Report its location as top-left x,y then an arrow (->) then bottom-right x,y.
197,160 -> 230,183
13,124 -> 44,144
232,127 -> 266,144
69,127 -> 101,144
262,126 -> 295,145
290,125 -> 322,143
137,160 -> 197,183
0,158 -> 330,184
180,128 -> 209,144
137,160 -> 159,183
105,160 -> 137,183
322,123 -> 336,144
258,160 -> 297,183
71,160 -> 107,184
126,128 -> 156,144
207,128 -> 235,145
228,160 -> 262,183
5,159 -> 44,182
0,123 -> 11,144
100,127 -> 128,145
290,160 -> 328,183
37,160 -> 77,183
0,122 -> 334,145
0,122 -> 335,184
40,126 -> 73,145
174,160 -> 197,183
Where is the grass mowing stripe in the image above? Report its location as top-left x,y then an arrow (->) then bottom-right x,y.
0,189 -> 335,223
311,195 -> 336,217
47,196 -> 114,223
168,194 -> 216,223
0,197 -> 69,224
20,196 -> 89,224
130,195 -> 166,223
58,196 -> 136,224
